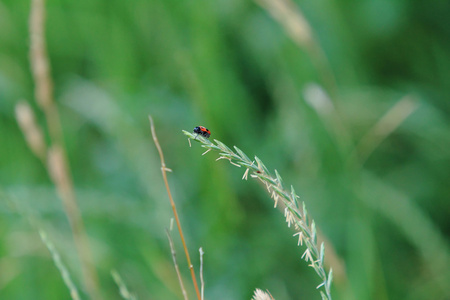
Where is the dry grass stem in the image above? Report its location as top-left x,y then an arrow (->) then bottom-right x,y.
255,0 -> 312,46
255,0 -> 337,97
29,0 -> 62,142
24,0 -> 102,298
29,0 -> 53,109
184,130 -> 333,300
46,147 -> 99,299
149,116 -> 201,300
166,229 -> 189,300
354,96 -> 418,165
15,101 -> 47,161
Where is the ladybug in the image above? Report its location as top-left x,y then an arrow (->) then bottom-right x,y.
193,126 -> 211,139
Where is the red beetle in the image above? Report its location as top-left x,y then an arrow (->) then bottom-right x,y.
193,126 -> 211,139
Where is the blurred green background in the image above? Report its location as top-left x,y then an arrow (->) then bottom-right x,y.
1,0 -> 449,299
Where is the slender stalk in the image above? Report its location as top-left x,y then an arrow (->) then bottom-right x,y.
111,270 -> 137,300
39,230 -> 81,300
255,0 -> 338,99
199,248 -> 204,300
28,0 -> 101,298
166,229 -> 189,300
353,96 -> 418,165
149,116 -> 202,300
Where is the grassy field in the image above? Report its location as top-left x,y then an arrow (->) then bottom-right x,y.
1,0 -> 449,299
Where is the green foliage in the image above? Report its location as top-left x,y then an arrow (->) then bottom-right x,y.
1,0 -> 450,299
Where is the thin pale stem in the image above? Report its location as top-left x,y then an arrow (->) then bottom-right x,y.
255,0 -> 338,98
149,116 -> 202,300
166,229 -> 189,300
199,248 -> 205,300
39,230 -> 81,300
353,96 -> 418,166
111,270 -> 137,300
28,0 -> 101,298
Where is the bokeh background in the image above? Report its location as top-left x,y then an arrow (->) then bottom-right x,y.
1,0 -> 449,299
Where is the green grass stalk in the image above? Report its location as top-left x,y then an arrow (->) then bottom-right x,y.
39,230 -> 81,300
183,130 -> 333,300
111,270 -> 137,300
